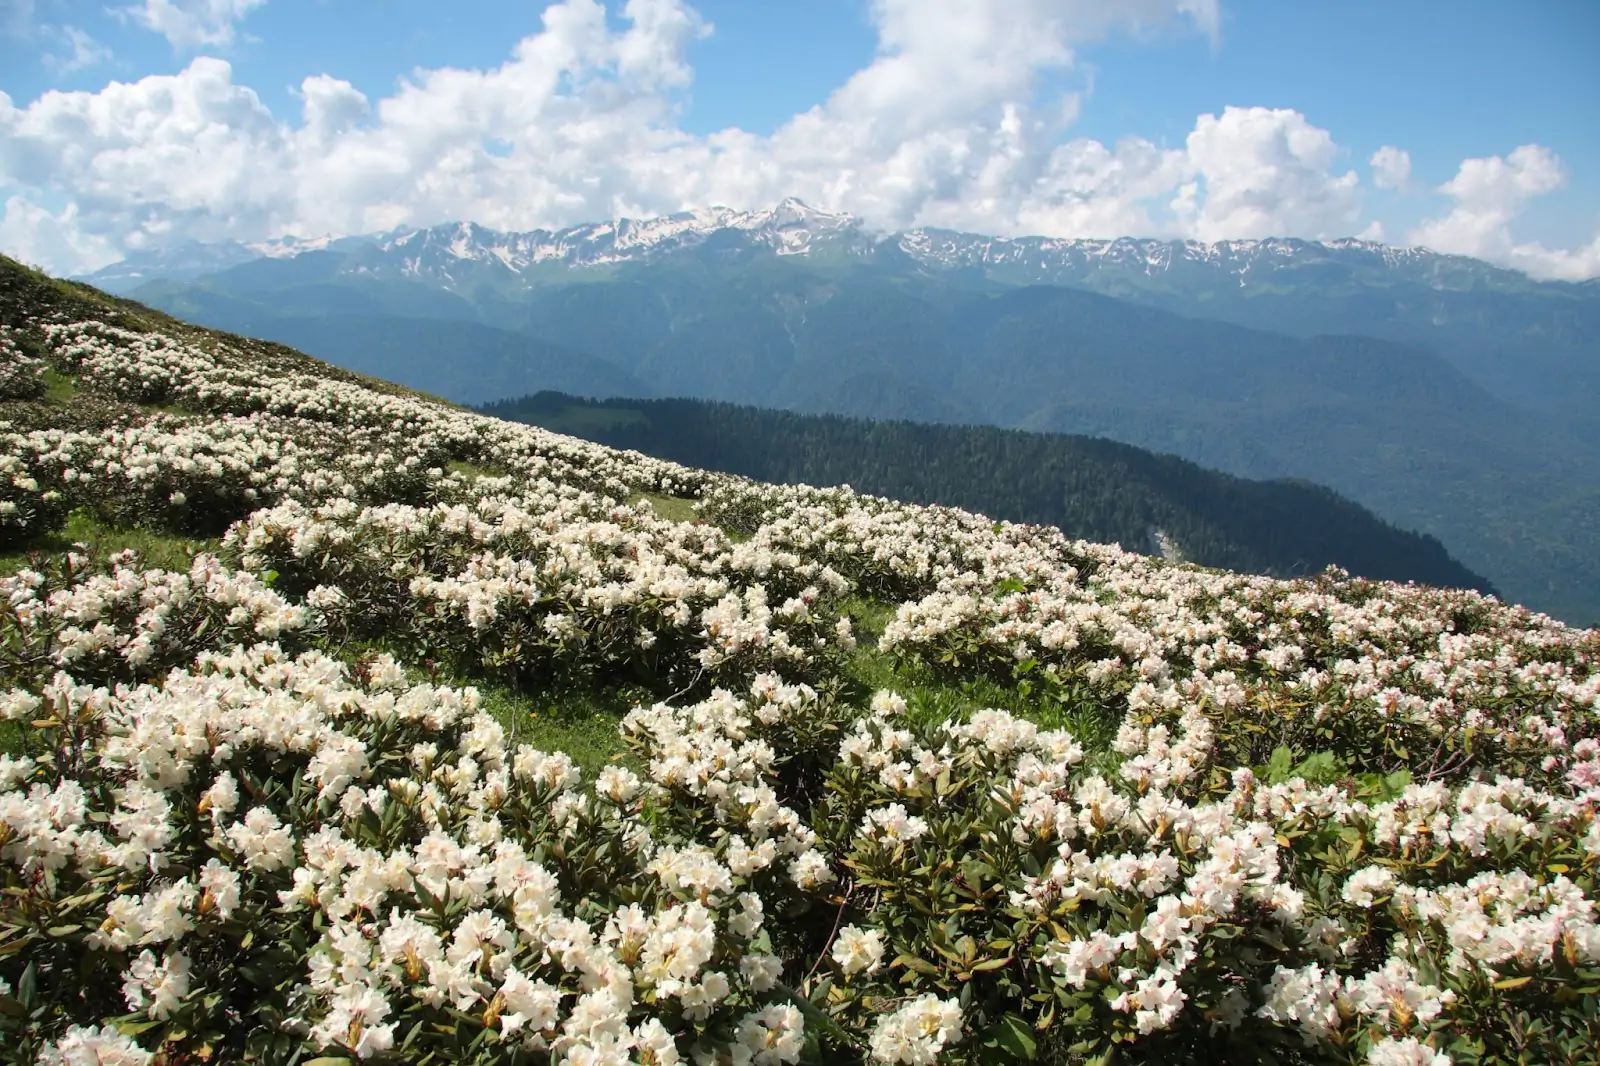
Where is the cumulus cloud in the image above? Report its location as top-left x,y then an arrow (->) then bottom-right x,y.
0,57 -> 290,256
0,0 -> 1594,279
0,194 -> 121,272
1409,144 -> 1600,280
1180,106 -> 1361,241
1369,145 -> 1411,190
0,0 -> 1226,267
121,0 -> 267,50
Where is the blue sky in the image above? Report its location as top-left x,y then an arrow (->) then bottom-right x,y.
1,0 -> 1597,276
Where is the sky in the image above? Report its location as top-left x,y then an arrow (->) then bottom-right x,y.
1,0 -> 1597,279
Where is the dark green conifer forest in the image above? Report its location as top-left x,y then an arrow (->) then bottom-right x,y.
483,391 -> 1494,595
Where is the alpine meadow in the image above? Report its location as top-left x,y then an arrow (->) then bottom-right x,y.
1,2 -> 1598,1065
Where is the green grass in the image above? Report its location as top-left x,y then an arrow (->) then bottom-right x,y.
0,524 -> 1114,774
0,721 -> 24,758
837,596 -> 1123,759
335,643 -> 643,778
633,491 -> 702,526
0,509 -> 217,576
145,399 -> 198,418
475,682 -> 639,776
628,490 -> 757,543
41,368 -> 76,405
447,458 -> 511,481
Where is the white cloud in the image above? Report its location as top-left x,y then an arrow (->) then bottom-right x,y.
1,0 -> 1595,280
1,0 -> 1225,260
1409,144 -> 1600,280
121,0 -> 267,50
1180,106 -> 1361,241
41,26 -> 113,74
0,194 -> 121,273
0,58 -> 289,248
1369,145 -> 1411,190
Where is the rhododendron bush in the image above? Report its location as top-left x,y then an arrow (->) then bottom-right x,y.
0,293 -> 1596,1064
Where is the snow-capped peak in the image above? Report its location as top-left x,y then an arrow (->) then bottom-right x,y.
78,198 -> 1549,293
246,233 -> 349,258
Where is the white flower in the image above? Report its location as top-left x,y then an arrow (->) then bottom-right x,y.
122,949 -> 191,1019
197,858 -> 241,919
740,953 -> 784,992
870,690 -> 908,717
860,803 -> 930,845
868,994 -> 963,1064
634,1017 -> 680,1065
39,1024 -> 153,1066
1257,963 -> 1342,1043
310,984 -> 395,1060
595,765 -> 641,803
736,1004 -> 806,1065
498,967 -> 563,1034
224,807 -> 296,872
1343,866 -> 1397,908
789,849 -> 834,889
832,925 -> 886,976
1368,1036 -> 1452,1066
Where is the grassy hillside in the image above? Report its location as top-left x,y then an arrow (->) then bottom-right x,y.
482,391 -> 1493,595
2,255 -> 1597,1066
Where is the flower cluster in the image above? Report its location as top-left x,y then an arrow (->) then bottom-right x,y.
808,697 -> 1599,1064
0,549 -> 317,688
2,646 -> 822,1066
227,493 -> 854,689
883,551 -> 1598,787
0,327 -> 46,402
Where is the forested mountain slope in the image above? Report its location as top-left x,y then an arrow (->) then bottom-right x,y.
483,391 -> 1494,596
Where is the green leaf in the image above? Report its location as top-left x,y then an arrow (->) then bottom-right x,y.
774,982 -> 853,1049
1262,745 -> 1293,784
987,1013 -> 1038,1061
116,1019 -> 166,1036
16,962 -> 36,1011
893,953 -> 943,976
1290,749 -> 1345,785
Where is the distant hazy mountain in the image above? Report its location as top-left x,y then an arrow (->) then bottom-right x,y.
87,203 -> 1600,623
81,233 -> 375,291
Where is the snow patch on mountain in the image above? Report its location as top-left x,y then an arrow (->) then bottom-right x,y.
78,199 -> 1559,294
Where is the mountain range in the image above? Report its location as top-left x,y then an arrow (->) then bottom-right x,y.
84,200 -> 1600,441
72,201 -> 1600,623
